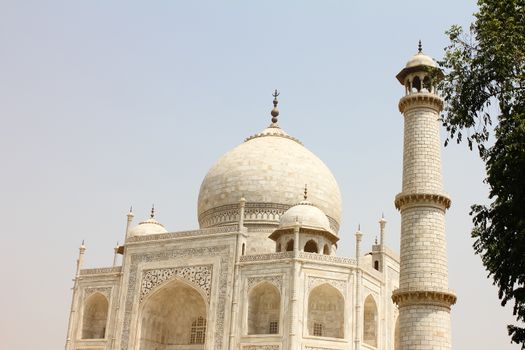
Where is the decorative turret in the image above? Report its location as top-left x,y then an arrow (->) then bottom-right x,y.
392,42 -> 456,350
269,185 -> 338,255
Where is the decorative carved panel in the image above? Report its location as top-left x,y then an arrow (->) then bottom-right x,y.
247,275 -> 282,291
307,276 -> 347,296
242,345 -> 280,350
140,265 -> 212,302
84,287 -> 111,299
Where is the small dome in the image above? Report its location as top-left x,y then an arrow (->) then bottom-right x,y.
279,201 -> 331,232
405,52 -> 437,68
128,217 -> 168,237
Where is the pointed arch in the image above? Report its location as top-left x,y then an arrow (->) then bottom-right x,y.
394,316 -> 400,350
247,282 -> 281,334
412,75 -> 421,92
304,240 -> 318,253
363,295 -> 378,347
307,283 -> 344,338
138,278 -> 207,349
82,293 -> 109,339
323,244 -> 330,255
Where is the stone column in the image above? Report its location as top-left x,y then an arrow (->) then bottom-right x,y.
392,49 -> 456,350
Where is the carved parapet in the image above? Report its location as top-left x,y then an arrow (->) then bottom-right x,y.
239,251 -> 294,263
392,288 -> 457,309
126,224 -> 239,243
298,251 -> 356,266
398,92 -> 443,113
79,267 -> 122,275
394,192 -> 451,211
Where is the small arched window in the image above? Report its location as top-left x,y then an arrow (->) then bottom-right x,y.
323,244 -> 330,255
241,243 -> 245,255
286,239 -> 294,252
423,76 -> 432,92
412,76 -> 421,93
304,240 -> 318,253
374,260 -> 379,270
190,316 -> 206,344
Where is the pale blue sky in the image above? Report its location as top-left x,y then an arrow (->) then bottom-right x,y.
0,1 -> 520,349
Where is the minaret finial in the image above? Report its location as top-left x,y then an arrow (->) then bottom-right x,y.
418,40 -> 422,53
303,184 -> 308,200
150,204 -> 155,218
271,89 -> 280,124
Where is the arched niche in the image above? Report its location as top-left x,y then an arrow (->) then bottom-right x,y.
139,279 -> 207,350
304,240 -> 318,253
247,282 -> 280,335
82,293 -> 109,339
394,316 -> 400,350
323,244 -> 330,255
307,284 -> 344,338
363,295 -> 378,347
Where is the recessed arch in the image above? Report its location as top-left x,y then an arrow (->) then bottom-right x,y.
82,293 -> 109,339
304,240 -> 318,253
394,316 -> 400,350
323,244 -> 330,255
363,294 -> 378,347
138,278 -> 207,349
307,283 -> 344,338
247,282 -> 281,334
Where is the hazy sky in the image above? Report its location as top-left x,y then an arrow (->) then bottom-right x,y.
0,1 -> 520,349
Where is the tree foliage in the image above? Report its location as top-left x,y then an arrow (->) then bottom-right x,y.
439,0 -> 525,346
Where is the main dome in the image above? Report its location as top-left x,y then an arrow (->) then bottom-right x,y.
197,123 -> 342,233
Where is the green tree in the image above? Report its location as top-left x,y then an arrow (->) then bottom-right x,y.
439,0 -> 525,347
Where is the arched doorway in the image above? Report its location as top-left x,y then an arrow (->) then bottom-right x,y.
304,240 -> 318,253
307,284 -> 344,338
139,279 -> 207,350
82,293 -> 109,339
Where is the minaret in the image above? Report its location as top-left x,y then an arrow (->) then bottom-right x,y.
392,42 -> 456,350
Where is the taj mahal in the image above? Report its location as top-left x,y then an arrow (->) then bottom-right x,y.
64,45 -> 456,350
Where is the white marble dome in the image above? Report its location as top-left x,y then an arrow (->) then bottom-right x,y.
198,124 -> 342,232
128,217 -> 168,237
405,52 -> 437,68
279,200 -> 332,232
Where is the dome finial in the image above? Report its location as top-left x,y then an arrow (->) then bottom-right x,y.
271,89 -> 280,124
418,40 -> 422,53
303,184 -> 308,200
150,204 -> 155,218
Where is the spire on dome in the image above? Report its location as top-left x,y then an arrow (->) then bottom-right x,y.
150,204 -> 155,218
271,89 -> 280,124
418,40 -> 422,53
